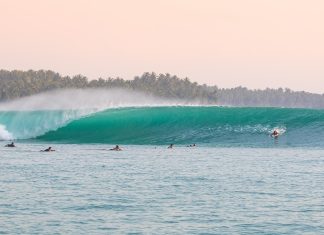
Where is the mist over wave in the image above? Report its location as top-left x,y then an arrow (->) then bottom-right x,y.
0,88 -> 185,111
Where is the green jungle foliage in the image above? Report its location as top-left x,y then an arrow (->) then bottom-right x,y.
1,70 -> 324,108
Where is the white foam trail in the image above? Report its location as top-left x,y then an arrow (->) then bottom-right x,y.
0,124 -> 13,140
0,88 -> 186,111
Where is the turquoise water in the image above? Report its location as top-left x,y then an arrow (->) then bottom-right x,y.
1,144 -> 324,234
1,106 -> 324,147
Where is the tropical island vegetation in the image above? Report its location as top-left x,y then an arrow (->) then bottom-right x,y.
1,69 -> 324,108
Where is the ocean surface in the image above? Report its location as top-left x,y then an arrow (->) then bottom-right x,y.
1,144 -> 324,234
1,106 -> 324,234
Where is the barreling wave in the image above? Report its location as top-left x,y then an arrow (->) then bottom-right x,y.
1,106 -> 324,147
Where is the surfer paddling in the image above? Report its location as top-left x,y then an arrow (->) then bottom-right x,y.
110,145 -> 122,151
41,147 -> 55,152
187,143 -> 196,147
5,142 -> 15,147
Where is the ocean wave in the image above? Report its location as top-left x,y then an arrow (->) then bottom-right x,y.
1,106 -> 324,147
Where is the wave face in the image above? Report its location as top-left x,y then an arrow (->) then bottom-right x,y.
1,106 -> 324,147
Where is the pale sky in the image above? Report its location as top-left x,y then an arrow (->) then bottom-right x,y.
0,0 -> 323,93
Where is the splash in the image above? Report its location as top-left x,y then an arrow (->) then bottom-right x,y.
0,124 -> 13,140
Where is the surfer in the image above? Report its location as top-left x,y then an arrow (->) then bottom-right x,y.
168,144 -> 174,149
42,147 -> 55,152
187,143 -> 196,147
5,142 -> 15,147
110,145 -> 122,151
271,130 -> 279,138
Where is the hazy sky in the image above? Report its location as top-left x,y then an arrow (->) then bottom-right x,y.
0,0 -> 323,93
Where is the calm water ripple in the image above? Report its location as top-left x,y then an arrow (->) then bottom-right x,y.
1,144 -> 324,234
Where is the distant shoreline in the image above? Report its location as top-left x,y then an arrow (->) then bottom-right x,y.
1,69 -> 324,108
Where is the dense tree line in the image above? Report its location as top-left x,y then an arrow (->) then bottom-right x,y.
0,70 -> 217,103
1,69 -> 324,108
